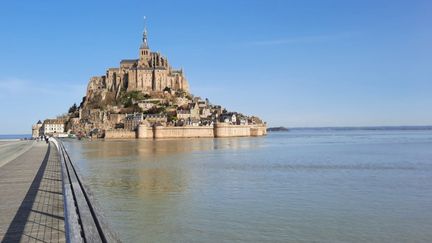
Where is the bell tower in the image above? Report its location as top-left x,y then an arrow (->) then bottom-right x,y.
139,16 -> 151,67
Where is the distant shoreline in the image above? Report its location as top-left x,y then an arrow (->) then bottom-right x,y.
0,134 -> 32,140
268,126 -> 432,132
289,126 -> 432,131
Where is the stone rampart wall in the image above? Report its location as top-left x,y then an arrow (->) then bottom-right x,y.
137,125 -> 154,138
250,125 -> 267,136
214,124 -> 251,137
106,124 -> 267,139
154,126 -> 214,138
105,129 -> 136,139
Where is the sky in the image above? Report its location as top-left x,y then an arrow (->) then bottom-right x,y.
0,0 -> 431,134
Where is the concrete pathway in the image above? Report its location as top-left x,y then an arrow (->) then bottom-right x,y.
0,142 -> 65,242
0,141 -> 34,168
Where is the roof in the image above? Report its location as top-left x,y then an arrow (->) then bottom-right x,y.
220,113 -> 236,118
44,119 -> 65,125
126,113 -> 144,120
136,67 -> 154,71
120,59 -> 138,63
145,114 -> 167,118
177,110 -> 190,114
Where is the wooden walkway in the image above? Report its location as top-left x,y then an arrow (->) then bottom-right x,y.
0,142 -> 65,242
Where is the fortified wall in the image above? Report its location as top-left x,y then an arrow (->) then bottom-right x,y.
250,125 -> 267,136
105,129 -> 136,139
214,123 -> 251,137
153,126 -> 214,138
105,124 -> 267,139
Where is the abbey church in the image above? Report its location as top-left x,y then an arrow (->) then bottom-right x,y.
42,20 -> 266,139
88,22 -> 189,98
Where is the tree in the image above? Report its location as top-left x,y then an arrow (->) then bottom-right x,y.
68,103 -> 78,114
143,106 -> 166,114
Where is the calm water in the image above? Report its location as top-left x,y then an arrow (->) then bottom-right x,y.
63,130 -> 432,242
0,134 -> 31,140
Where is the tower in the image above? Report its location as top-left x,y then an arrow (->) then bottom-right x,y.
139,17 -> 151,67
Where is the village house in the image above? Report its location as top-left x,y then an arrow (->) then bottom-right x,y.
200,118 -> 214,126
189,102 -> 200,119
185,117 -> 200,126
145,114 -> 167,124
42,119 -> 65,135
200,107 -> 212,118
212,105 -> 224,116
137,101 -> 155,111
177,109 -> 191,120
219,113 -> 237,124
237,117 -> 248,125
125,113 -> 144,130
197,99 -> 207,108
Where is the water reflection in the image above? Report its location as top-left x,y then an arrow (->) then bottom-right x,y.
63,137 -> 268,242
65,137 -> 266,196
62,131 -> 432,242
76,137 -> 265,159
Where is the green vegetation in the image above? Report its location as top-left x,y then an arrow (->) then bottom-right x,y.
68,103 -> 78,113
143,106 -> 166,114
175,89 -> 187,97
120,104 -> 142,114
119,91 -> 150,107
167,113 -> 177,122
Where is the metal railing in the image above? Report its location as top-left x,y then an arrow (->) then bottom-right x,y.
51,138 -> 120,243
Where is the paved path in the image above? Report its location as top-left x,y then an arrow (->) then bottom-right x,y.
0,141 -> 34,168
0,142 -> 65,242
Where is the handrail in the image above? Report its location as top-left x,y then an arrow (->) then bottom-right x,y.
51,138 -> 120,243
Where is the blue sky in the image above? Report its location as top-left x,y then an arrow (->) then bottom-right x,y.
0,0 -> 431,134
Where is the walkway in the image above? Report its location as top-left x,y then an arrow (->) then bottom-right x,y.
0,142 -> 65,242
0,141 -> 34,168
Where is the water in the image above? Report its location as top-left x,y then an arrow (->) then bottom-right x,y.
63,130 -> 432,242
0,134 -> 31,140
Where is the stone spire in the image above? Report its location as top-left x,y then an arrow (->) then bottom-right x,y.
141,16 -> 149,49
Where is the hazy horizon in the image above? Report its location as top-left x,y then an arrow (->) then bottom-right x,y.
2,125 -> 432,136
1,0 -> 431,133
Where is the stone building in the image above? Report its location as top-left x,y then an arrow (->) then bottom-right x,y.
220,113 -> 237,124
42,119 -> 65,135
32,120 -> 43,138
177,109 -> 191,120
125,113 -> 144,130
86,21 -> 189,99
58,20 -> 267,139
145,114 -> 167,124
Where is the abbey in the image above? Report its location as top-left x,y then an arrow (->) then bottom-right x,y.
33,21 -> 266,139
90,23 -> 189,97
